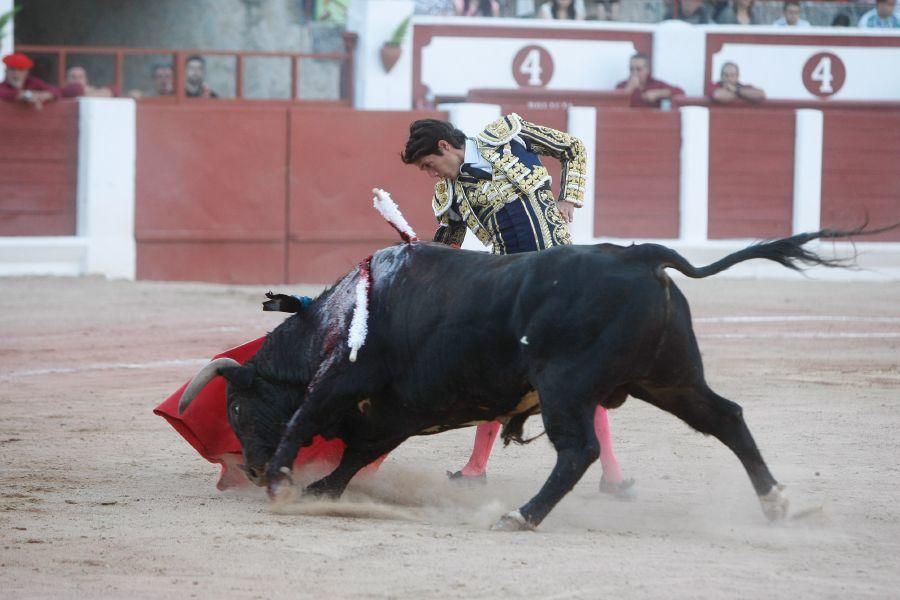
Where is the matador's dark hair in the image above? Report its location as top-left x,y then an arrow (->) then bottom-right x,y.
400,119 -> 466,164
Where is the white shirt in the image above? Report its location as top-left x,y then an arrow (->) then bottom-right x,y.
460,138 -> 492,177
858,6 -> 900,28
772,17 -> 811,27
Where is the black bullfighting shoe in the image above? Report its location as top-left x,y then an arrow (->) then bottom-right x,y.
599,477 -> 637,500
446,470 -> 487,484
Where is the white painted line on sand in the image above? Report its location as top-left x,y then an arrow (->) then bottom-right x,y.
695,316 -> 900,324
700,332 -> 900,340
1,358 -> 208,381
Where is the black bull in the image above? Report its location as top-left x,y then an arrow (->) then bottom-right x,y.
178,228 -> 867,530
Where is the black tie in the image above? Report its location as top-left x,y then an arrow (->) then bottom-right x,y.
461,164 -> 492,181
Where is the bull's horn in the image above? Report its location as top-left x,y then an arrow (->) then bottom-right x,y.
178,357 -> 241,414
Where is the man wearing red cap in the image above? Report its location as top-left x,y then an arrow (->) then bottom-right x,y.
1,53 -> 60,108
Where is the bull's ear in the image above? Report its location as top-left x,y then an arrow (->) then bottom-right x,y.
263,292 -> 312,313
220,364 -> 256,389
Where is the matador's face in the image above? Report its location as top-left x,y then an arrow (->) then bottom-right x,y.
415,140 -> 464,180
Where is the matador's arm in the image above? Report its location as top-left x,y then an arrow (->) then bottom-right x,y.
516,119 -> 587,207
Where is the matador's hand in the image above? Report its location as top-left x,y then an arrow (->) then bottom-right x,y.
556,200 -> 576,223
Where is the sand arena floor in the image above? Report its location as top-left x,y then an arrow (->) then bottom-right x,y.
1,273 -> 898,599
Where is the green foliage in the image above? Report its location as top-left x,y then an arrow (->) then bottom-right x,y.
0,4 -> 22,42
388,15 -> 412,46
315,0 -> 348,24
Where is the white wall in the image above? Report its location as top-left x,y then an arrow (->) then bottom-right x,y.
0,98 -> 138,279
76,98 -> 137,279
653,21 -> 707,96
349,15 -> 900,109
347,0 -> 414,110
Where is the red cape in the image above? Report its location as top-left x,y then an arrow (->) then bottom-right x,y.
154,337 -> 383,490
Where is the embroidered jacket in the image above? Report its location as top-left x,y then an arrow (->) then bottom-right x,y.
432,113 -> 586,250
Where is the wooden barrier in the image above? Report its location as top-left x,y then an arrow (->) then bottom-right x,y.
286,108 -> 444,282
708,108 -> 794,239
0,101 -> 79,236
594,108 -> 680,238
822,110 -> 900,242
134,105 -> 444,283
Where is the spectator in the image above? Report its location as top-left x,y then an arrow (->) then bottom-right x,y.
595,0 -> 620,20
453,0 -> 500,16
858,0 -> 899,28
615,53 -> 684,108
0,53 -> 60,109
538,0 -> 585,19
151,63 -> 174,96
64,65 -> 115,97
773,1 -> 810,27
663,0 -> 712,24
706,61 -> 766,104
184,55 -> 218,98
831,13 -> 851,27
715,0 -> 762,24
710,0 -> 729,20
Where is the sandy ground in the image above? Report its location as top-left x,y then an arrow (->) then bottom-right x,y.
1,272 -> 899,599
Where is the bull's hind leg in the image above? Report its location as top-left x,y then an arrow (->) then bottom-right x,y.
634,383 -> 788,521
493,393 -> 600,531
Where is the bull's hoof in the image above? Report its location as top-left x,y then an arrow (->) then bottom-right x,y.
759,483 -> 789,522
490,510 -> 535,532
599,477 -> 637,501
446,470 -> 487,485
266,467 -> 295,504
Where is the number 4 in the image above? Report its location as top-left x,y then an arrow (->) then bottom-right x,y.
519,48 -> 543,86
810,56 -> 833,94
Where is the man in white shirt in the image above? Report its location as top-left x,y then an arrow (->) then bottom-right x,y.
858,0 -> 900,28
773,1 -> 811,26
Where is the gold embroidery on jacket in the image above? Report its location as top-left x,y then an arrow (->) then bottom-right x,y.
430,114 -> 584,250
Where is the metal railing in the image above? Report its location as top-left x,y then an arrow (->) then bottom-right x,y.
17,34 -> 357,104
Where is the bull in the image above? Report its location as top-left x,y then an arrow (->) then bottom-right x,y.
178,226 -> 878,530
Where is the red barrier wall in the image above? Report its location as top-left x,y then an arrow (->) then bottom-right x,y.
0,101 -> 78,236
286,109 -> 444,282
822,111 -> 900,242
135,106 -> 445,283
136,105 -> 289,283
594,109 -> 680,238
708,109 -> 794,239
131,104 -> 899,284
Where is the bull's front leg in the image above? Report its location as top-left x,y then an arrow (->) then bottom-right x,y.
266,401 -> 324,501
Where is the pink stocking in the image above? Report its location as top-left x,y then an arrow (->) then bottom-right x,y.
594,406 -> 623,483
459,421 -> 502,476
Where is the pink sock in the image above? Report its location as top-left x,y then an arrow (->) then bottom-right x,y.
460,421 -> 502,476
594,406 -> 623,483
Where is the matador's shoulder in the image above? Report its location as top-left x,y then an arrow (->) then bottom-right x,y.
432,179 -> 452,217
477,113 -> 523,146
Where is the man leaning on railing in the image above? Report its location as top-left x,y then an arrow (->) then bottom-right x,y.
0,53 -> 60,110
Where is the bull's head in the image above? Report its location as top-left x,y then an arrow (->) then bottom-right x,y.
178,357 -> 306,486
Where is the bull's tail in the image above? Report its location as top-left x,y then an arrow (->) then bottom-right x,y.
641,222 -> 898,279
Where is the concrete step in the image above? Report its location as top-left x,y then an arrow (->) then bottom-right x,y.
0,237 -> 87,277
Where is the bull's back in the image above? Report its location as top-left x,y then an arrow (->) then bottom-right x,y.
369,243 -> 675,389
